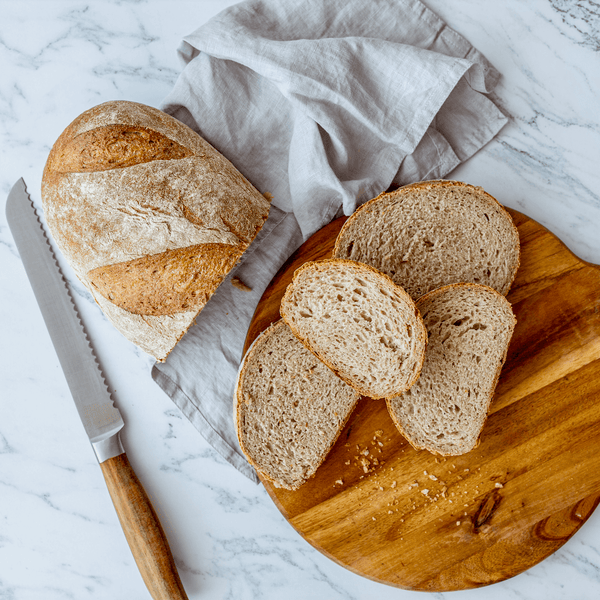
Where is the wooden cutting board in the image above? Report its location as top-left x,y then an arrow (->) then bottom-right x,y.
243,208 -> 600,591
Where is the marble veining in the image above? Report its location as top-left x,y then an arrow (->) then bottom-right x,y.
1,1 -> 599,599
548,0 -> 600,50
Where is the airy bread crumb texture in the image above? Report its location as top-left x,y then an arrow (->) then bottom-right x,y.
235,320 -> 360,490
386,283 -> 516,456
333,180 -> 520,299
280,259 -> 427,399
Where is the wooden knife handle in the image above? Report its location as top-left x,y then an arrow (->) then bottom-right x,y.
99,453 -> 189,600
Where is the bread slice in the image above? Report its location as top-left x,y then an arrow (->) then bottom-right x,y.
386,283 -> 516,456
333,180 -> 520,300
234,320 -> 361,490
280,259 -> 427,400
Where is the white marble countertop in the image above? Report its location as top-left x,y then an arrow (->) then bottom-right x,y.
1,1 -> 599,599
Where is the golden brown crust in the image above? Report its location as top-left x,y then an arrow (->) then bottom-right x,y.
280,258 -> 428,400
47,124 -> 193,173
333,179 -> 521,297
88,243 -> 244,316
41,100 -> 271,360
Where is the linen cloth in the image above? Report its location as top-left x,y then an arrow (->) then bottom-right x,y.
153,0 -> 508,483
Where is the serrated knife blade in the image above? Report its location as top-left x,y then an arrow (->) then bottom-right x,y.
5,178 -> 123,450
5,178 -> 188,600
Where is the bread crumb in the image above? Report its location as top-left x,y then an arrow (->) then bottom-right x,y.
421,489 -> 429,496
456,521 -> 461,526
375,430 -> 383,437
495,482 -> 504,488
388,510 -> 393,514
429,474 -> 438,481
231,276 -> 252,292
372,517 -> 376,521
335,479 -> 344,486
391,481 -> 397,488
424,470 -> 428,476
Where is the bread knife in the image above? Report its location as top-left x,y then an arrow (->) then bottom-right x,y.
5,178 -> 189,600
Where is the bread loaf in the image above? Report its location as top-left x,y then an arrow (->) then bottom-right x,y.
333,180 -> 520,300
386,283 -> 516,456
235,320 -> 361,490
42,100 -> 271,360
280,259 -> 427,399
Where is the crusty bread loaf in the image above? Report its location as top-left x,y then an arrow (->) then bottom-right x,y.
42,100 -> 271,360
235,319 -> 361,490
280,259 -> 427,399
333,180 -> 520,300
386,283 -> 516,456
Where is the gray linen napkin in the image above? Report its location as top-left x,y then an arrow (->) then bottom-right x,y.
153,0 -> 508,483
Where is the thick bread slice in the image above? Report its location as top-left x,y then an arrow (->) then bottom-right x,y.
333,180 -> 520,299
280,259 -> 427,400
235,320 -> 361,490
386,283 -> 516,456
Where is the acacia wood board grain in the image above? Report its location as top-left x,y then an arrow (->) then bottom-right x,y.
243,208 -> 600,591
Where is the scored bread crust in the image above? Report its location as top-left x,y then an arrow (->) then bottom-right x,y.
42,100 -> 271,361
234,320 -> 361,490
332,179 -> 521,299
280,258 -> 427,400
385,282 -> 516,456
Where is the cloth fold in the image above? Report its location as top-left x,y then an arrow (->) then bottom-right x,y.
153,0 -> 508,483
